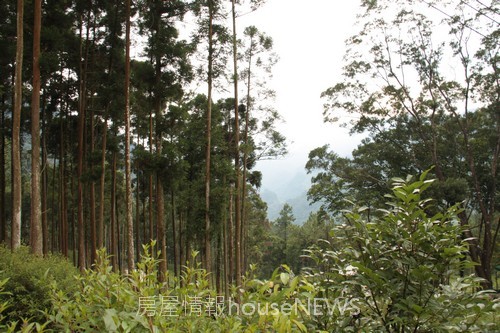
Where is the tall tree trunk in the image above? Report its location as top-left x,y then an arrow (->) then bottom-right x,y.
222,176 -> 229,298
231,0 -> 242,287
153,5 -> 166,279
76,13 -> 91,271
41,99 -> 48,255
89,111 -> 97,265
156,172 -> 166,279
179,211 -> 184,272
97,112 -> 107,250
70,157 -> 76,265
124,0 -> 134,272
171,188 -> 178,277
50,153 -> 57,252
0,99 -> 5,243
87,4 -> 98,266
148,109 -> 154,247
204,0 -> 214,276
30,0 -> 42,256
60,104 -> 68,257
110,149 -> 118,271
11,0 -> 24,251
154,94 -> 166,280
228,184 -> 234,284
97,0 -> 119,251
136,170 -> 141,259
241,40 -> 253,274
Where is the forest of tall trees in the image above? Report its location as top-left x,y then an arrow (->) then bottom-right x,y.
0,0 -> 499,331
0,0 -> 286,291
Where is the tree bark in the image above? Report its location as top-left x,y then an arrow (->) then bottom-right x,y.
76,13 -> 91,271
171,188 -> 178,277
204,0 -> 214,276
41,99 -> 48,256
241,34 -> 254,274
124,0 -> 134,272
0,97 -> 6,243
97,113 -> 107,250
89,110 -> 96,265
153,2 -> 166,280
110,149 -> 118,271
231,0 -> 242,287
148,109 -> 154,247
60,102 -> 68,257
11,0 -> 24,251
157,173 -> 167,279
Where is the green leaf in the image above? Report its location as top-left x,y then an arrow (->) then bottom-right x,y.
280,272 -> 290,285
103,309 -> 118,332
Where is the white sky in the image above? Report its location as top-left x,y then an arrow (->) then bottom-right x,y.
237,1 -> 365,190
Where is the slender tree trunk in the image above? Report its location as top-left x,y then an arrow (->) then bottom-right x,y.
157,173 -> 166,279
60,106 -> 68,257
179,211 -> 184,271
124,0 -> 134,272
70,157 -> 76,265
117,191 -> 122,272
171,188 -> 178,277
223,202 -> 229,298
136,171 -> 141,259
153,6 -> 167,279
41,99 -> 48,256
50,152 -> 57,252
11,0 -> 24,251
76,13 -> 90,271
215,231 -> 221,293
110,149 -> 118,271
241,43 -> 253,273
87,3 -> 98,265
154,76 -> 166,280
204,0 -> 214,276
97,0 -> 119,251
231,0 -> 242,287
148,109 -> 154,247
30,0 -> 42,256
222,176 -> 229,298
97,112 -> 107,249
89,111 -> 97,265
228,184 -> 234,284
0,99 -> 5,243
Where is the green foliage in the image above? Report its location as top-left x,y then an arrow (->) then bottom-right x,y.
0,245 -> 78,327
0,175 -> 496,332
302,171 -> 499,332
48,242 -> 309,332
319,0 -> 499,286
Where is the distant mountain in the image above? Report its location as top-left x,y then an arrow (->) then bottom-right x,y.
260,188 -> 283,221
259,169 -> 320,224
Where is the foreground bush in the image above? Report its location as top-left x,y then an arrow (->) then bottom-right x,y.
0,245 -> 78,329
48,243 -> 311,332
302,171 -> 499,332
1,172 -> 497,332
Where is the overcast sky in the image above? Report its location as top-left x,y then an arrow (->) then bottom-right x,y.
236,1 -> 365,191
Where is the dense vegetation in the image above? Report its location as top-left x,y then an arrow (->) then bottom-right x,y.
1,176 -> 498,331
0,0 -> 286,289
0,0 -> 498,331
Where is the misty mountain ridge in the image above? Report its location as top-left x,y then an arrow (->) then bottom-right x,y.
260,169 -> 320,224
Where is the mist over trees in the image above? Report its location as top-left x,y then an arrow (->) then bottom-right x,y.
0,0 -> 498,331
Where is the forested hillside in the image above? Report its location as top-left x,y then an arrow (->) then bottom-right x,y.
0,0 -> 288,284
0,0 -> 498,331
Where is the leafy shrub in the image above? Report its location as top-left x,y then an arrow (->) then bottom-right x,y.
302,171 -> 499,332
0,245 -> 78,327
48,243 -> 310,332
